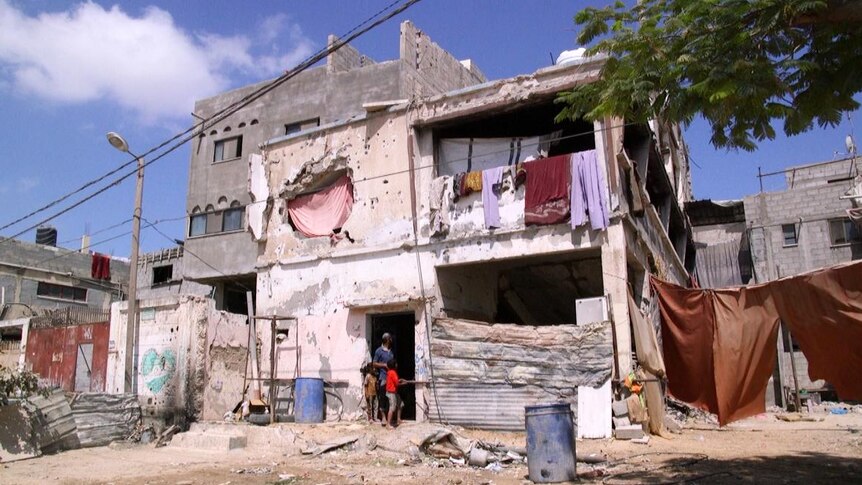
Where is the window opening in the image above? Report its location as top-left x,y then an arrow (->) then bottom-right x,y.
189,213 -> 206,237
829,218 -> 861,246
782,223 -> 798,247
222,203 -> 243,232
284,117 -> 320,136
213,136 -> 243,162
152,265 -> 173,285
37,282 -> 87,302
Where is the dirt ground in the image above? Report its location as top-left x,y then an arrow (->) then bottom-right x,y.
4,411 -> 862,485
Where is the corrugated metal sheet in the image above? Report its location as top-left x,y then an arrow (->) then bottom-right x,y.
27,390 -> 80,453
70,393 -> 141,448
428,382 -> 573,431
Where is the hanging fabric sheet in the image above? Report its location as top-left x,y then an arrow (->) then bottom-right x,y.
91,253 -> 111,280
287,175 -> 354,238
523,154 -> 571,226
651,260 -> 862,425
570,149 -> 610,231
429,176 -> 451,236
482,166 -> 505,229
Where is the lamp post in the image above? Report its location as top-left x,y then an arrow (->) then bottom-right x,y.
107,131 -> 143,395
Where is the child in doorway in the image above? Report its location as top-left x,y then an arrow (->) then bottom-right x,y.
361,362 -> 377,422
385,358 -> 404,428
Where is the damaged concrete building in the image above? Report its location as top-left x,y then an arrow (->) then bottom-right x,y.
247,41 -> 695,430
182,21 -> 485,315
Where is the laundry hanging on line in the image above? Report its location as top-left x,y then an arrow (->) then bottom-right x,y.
570,149 -> 610,231
91,253 -> 111,280
481,166 -> 505,229
523,154 -> 572,226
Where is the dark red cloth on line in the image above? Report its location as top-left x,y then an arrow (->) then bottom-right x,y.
523,154 -> 571,225
651,260 -> 862,426
91,253 -> 111,280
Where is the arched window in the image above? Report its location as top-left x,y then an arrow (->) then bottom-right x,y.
223,200 -> 244,232
189,206 -> 206,237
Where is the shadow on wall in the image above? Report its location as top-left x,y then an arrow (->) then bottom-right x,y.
598,451 -> 862,483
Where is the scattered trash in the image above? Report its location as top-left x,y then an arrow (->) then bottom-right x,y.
231,466 -> 273,475
155,425 -> 179,448
419,429 -> 471,459
468,448 -> 490,467
577,452 -> 607,464
832,407 -> 849,415
278,473 -> 296,482
484,462 -> 502,472
449,457 -> 466,466
777,413 -> 824,422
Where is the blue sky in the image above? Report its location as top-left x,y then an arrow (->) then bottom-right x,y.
0,0 -> 858,257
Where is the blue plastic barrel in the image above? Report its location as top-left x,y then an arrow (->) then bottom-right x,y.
294,377 -> 324,423
525,402 -> 577,483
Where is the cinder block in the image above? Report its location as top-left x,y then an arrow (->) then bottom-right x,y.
612,400 -> 629,417
614,425 -> 645,440
613,416 -> 631,428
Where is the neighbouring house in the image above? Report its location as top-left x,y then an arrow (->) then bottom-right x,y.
245,46 -> 695,430
686,199 -> 753,288
0,229 -> 129,393
743,156 -> 861,405
182,21 -> 486,315
135,245 -> 212,300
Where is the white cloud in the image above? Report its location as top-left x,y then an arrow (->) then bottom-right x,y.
0,1 -> 315,123
16,176 -> 39,193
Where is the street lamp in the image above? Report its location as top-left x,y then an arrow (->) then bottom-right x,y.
107,131 -> 143,395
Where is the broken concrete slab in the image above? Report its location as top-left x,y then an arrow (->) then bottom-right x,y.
301,435 -> 359,456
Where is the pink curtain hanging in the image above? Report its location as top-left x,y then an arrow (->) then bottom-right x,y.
287,175 -> 354,237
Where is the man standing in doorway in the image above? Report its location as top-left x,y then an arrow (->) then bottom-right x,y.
373,333 -> 394,423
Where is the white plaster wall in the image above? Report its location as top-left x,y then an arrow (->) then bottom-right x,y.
107,296 -> 246,424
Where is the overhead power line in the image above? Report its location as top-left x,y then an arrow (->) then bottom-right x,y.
0,0 -> 422,243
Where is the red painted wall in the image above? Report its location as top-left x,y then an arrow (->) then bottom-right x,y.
25,322 -> 109,392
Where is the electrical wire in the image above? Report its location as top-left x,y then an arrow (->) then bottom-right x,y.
143,216 -> 253,292
0,0 -> 422,243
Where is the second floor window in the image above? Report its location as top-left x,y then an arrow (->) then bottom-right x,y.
214,136 -> 243,162
829,218 -> 861,246
189,213 -> 207,236
37,282 -> 87,302
222,204 -> 243,232
782,223 -> 798,247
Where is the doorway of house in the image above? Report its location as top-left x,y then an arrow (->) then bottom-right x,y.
370,312 -> 416,420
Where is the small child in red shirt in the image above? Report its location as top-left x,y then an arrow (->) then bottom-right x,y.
385,358 -> 404,428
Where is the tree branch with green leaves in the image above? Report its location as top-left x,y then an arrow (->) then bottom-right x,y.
556,0 -> 862,150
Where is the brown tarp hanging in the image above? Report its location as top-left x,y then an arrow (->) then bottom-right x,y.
652,260 -> 862,426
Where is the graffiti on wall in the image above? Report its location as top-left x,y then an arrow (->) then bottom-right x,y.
141,348 -> 177,393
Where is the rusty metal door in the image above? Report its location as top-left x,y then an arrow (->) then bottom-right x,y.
25,322 -> 109,392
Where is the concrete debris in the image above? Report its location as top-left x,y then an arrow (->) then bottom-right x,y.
231,466 -> 273,475
663,415 -> 683,434
301,435 -> 360,456
631,435 -> 650,445
776,413 -> 825,422
155,425 -> 180,448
